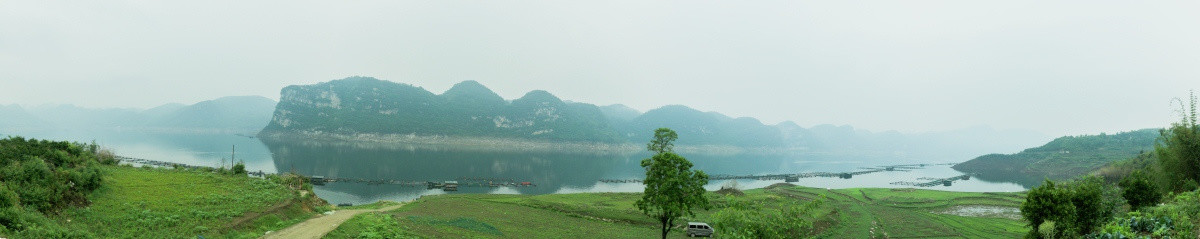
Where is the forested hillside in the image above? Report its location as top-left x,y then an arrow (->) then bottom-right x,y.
261,77 -> 619,142
260,77 -> 1048,158
953,129 -> 1158,185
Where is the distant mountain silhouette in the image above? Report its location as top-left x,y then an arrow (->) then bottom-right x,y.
598,104 -> 641,123
148,96 -> 277,130
0,96 -> 276,131
0,104 -> 48,128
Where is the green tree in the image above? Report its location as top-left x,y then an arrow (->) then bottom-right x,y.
1119,170 -> 1161,211
1066,176 -> 1109,235
636,128 -> 709,239
1156,91 -> 1200,192
1021,179 -> 1075,238
647,128 -> 678,154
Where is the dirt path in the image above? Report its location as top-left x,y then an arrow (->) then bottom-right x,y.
261,204 -> 406,239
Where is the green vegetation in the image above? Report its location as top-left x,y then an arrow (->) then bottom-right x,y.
260,77 -> 621,142
1021,180 -> 1074,237
0,136 -> 323,238
329,186 -> 1027,238
637,128 -> 709,238
1155,92 -> 1200,192
58,165 -> 324,238
1091,91 -> 1200,238
711,195 -> 822,238
1119,170 -> 1161,211
1096,189 -> 1200,238
324,212 -> 418,239
1020,92 -> 1200,238
259,77 -> 1049,154
0,136 -> 111,238
954,129 -> 1158,186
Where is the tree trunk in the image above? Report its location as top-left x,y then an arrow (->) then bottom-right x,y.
660,216 -> 670,239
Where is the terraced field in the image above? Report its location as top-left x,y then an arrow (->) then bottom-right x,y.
328,185 -> 1029,238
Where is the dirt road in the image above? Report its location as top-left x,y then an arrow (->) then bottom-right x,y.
261,204 -> 406,239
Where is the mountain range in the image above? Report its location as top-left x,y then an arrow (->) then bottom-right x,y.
0,76 -> 1056,161
0,96 -> 276,132
260,76 -> 1050,160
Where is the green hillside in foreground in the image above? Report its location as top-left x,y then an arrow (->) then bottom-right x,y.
0,136 -> 324,238
327,186 -> 1028,238
952,128 -> 1159,187
1,165 -> 326,238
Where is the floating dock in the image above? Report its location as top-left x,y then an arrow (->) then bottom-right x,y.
890,174 -> 972,187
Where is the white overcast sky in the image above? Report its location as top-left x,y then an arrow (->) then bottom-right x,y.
2,1 -> 1199,136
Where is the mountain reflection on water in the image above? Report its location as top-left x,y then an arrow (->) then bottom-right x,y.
260,138 -> 1028,205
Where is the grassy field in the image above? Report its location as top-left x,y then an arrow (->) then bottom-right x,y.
328,184 -> 1029,238
52,165 -> 325,238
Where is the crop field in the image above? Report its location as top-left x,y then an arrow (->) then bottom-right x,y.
52,165 -> 321,239
790,187 -> 1028,238
330,184 -> 1029,238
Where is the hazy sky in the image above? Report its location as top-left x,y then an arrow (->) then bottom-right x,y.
2,1 -> 1199,136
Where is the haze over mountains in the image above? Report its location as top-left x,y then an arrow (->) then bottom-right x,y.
0,96 -> 276,132
0,76 -> 1059,161
260,77 -> 1051,161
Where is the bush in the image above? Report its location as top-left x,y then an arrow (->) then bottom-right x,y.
1068,176 -> 1112,235
1120,170 -> 1161,211
1022,177 -> 1117,237
1022,180 -> 1075,233
95,149 -> 118,165
231,162 -> 247,176
0,136 -> 109,235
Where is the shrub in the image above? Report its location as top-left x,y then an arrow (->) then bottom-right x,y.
1119,170 -> 1161,211
231,162 -> 247,176
0,136 -> 109,235
95,149 -> 117,165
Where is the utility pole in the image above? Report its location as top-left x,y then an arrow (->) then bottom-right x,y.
231,145 -> 237,165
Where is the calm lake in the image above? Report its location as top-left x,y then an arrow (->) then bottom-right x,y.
3,130 -> 1028,205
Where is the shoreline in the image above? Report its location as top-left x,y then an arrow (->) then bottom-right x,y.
256,130 -> 791,155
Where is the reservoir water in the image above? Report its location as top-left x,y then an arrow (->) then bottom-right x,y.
3,130 -> 1028,205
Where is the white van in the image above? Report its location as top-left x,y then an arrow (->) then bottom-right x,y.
686,222 -> 715,237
